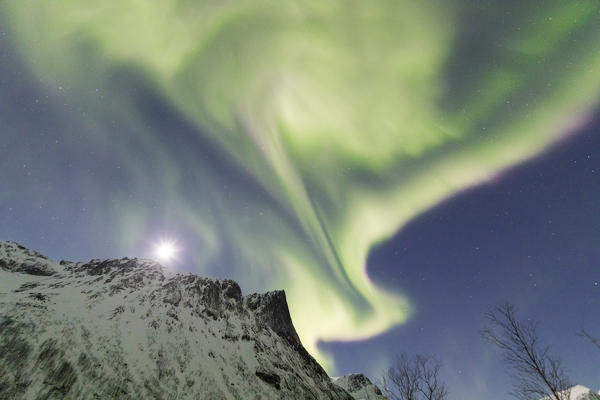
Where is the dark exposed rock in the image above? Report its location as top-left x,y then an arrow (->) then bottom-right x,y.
14,281 -> 39,292
221,279 -> 242,302
0,258 -> 55,276
161,281 -> 182,306
255,371 -> 281,389
245,290 -> 301,347
29,292 -> 50,302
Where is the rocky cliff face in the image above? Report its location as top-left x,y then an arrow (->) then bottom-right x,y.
0,241 -> 360,399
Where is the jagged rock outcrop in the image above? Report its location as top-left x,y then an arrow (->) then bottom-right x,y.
332,374 -> 387,400
0,241 -> 355,400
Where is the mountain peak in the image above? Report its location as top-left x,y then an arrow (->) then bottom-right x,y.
332,374 -> 387,400
0,242 -> 358,399
0,240 -> 57,276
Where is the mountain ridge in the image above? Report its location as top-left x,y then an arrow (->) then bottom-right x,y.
0,241 -> 380,399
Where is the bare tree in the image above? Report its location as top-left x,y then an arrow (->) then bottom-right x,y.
482,302 -> 571,400
579,329 -> 600,352
381,353 -> 448,400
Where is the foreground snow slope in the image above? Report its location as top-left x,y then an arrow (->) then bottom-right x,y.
0,241 -> 357,399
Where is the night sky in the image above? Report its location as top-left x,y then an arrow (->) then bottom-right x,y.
1,2 -> 600,399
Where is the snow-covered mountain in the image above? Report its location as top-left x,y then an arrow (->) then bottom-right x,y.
332,374 -> 387,400
540,386 -> 600,400
0,241 -> 383,399
570,386 -> 600,400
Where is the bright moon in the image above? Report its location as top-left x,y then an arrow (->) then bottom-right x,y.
154,241 -> 177,262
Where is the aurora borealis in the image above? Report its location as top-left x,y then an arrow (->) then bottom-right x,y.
2,1 -> 600,398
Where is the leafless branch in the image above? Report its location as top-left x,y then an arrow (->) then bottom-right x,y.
578,329 -> 600,352
482,302 -> 571,400
381,354 -> 448,400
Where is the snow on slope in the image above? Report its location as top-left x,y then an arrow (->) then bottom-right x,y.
563,386 -> 600,400
0,241 -> 356,399
332,374 -> 387,400
540,386 -> 600,400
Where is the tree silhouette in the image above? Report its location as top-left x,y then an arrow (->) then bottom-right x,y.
381,353 -> 448,400
482,302 -> 571,400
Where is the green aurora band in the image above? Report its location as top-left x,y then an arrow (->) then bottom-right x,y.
3,1 -> 600,370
